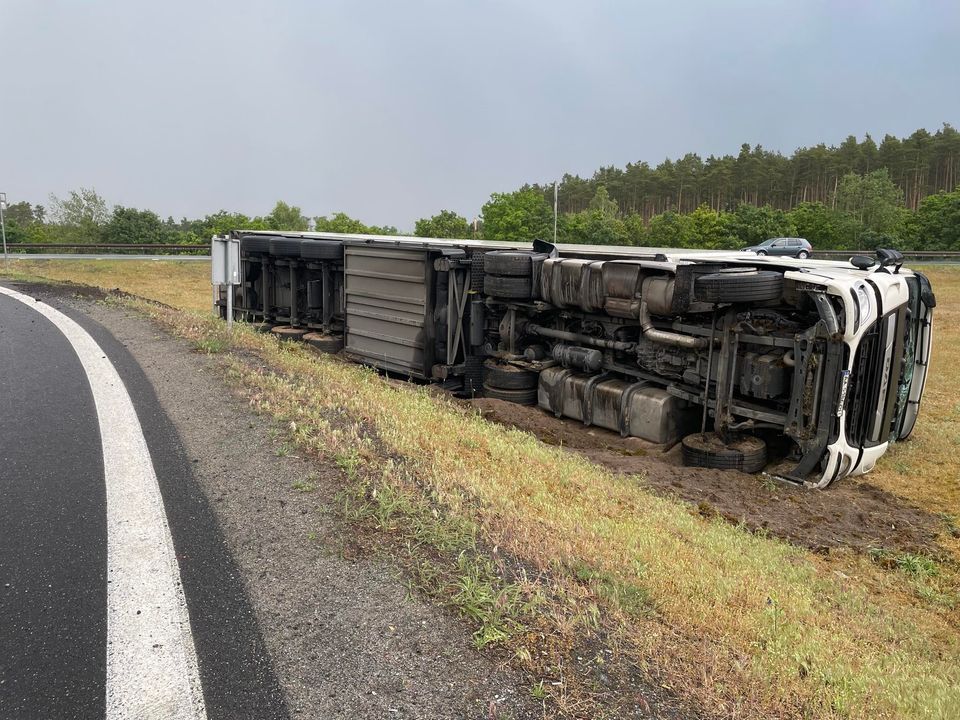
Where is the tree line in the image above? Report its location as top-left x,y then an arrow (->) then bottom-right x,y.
477,167 -> 960,251
531,124 -> 960,217
1,193 -> 400,250
3,124 -> 958,252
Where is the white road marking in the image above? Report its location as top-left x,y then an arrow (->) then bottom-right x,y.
0,286 -> 207,719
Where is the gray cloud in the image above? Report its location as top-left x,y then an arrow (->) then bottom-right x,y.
2,0 -> 958,229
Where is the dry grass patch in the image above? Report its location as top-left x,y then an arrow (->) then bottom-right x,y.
2,258 -> 210,313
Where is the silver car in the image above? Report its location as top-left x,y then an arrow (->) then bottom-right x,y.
743,237 -> 812,258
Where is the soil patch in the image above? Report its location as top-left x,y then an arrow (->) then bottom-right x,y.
470,398 -> 944,557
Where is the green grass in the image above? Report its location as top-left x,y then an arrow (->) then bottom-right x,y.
135,304 -> 960,720
193,337 -> 228,354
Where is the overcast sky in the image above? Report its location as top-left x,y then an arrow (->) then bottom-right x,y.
2,0 -> 958,230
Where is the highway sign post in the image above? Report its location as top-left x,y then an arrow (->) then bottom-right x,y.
1,192 -> 8,264
211,235 -> 240,330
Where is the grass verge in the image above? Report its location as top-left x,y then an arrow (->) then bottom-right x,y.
1,258 -> 210,312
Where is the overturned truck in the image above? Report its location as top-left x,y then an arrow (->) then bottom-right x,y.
217,231 -> 935,488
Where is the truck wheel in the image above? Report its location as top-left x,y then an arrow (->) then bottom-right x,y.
680,433 -> 767,473
693,270 -> 783,304
301,240 -> 344,261
271,325 -> 308,341
483,250 -> 547,276
269,238 -> 304,257
303,332 -> 343,353
484,275 -> 532,299
482,383 -> 538,405
482,360 -> 538,390
240,235 -> 272,254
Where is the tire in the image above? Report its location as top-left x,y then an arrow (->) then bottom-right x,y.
483,250 -> 548,276
482,360 -> 538,390
797,250 -> 809,260
694,269 -> 784,304
271,325 -> 308,341
301,239 -> 344,261
484,274 -> 532,299
681,433 -> 767,473
756,250 -> 767,256
269,238 -> 304,258
302,331 -> 343,353
240,235 -> 272,254
482,383 -> 538,405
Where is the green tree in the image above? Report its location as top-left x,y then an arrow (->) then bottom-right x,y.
623,214 -> 647,245
175,211 -> 267,244
560,186 -> 631,245
313,212 -> 398,235
266,201 -> 309,231
561,209 -> 629,245
47,187 -> 109,244
645,211 -> 694,247
834,169 -> 907,247
4,201 -> 36,226
587,185 -> 619,218
414,210 -> 470,238
480,188 -> 553,241
903,188 -> 960,250
787,202 -> 857,250
724,204 -> 796,247
104,207 -> 172,245
48,187 -> 109,226
688,205 -> 737,248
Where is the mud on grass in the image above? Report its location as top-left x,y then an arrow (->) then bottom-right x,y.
470,398 -> 947,559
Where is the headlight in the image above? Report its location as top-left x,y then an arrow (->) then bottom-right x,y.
853,283 -> 872,331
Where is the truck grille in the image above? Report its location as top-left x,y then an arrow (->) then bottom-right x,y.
846,325 -> 884,446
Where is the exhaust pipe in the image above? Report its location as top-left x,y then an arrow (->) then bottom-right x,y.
639,301 -> 708,349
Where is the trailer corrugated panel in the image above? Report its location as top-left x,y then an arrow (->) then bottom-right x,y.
343,244 -> 434,378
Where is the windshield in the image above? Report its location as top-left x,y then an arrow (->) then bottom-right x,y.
759,239 -> 777,246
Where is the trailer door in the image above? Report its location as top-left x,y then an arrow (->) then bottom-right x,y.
343,244 -> 434,379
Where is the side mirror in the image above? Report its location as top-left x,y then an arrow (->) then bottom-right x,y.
850,255 -> 876,270
876,248 -> 904,273
532,238 -> 559,258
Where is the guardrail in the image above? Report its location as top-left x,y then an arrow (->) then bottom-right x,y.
6,243 -> 209,253
813,250 -> 960,261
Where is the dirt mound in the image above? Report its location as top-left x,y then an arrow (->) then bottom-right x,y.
470,398 -> 943,557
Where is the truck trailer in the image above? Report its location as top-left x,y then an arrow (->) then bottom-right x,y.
216,231 -> 935,488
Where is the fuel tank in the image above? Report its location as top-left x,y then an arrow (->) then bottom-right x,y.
537,366 -> 696,444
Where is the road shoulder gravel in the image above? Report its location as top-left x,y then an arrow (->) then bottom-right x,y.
67,293 -> 540,719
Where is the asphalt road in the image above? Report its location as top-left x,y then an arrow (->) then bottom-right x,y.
0,285 -> 287,719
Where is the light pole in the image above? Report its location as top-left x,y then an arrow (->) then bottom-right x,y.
553,181 -> 558,243
1,192 -> 7,264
